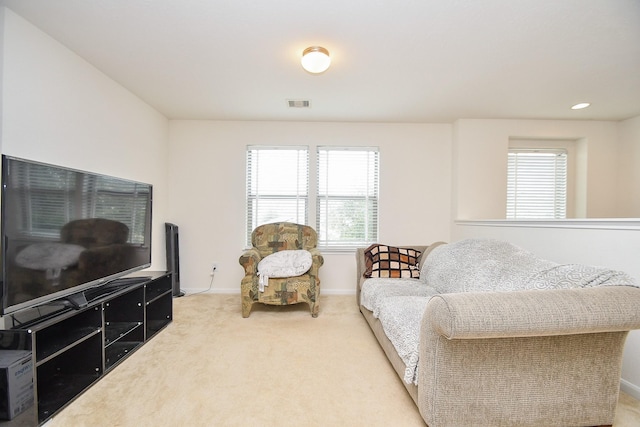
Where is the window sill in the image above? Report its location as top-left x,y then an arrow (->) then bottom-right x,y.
318,246 -> 361,254
455,219 -> 640,231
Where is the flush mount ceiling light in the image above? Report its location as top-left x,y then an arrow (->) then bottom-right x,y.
301,46 -> 331,74
571,102 -> 591,110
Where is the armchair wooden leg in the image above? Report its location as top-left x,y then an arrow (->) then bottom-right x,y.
241,298 -> 253,318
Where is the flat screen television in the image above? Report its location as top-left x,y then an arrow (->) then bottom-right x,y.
1,155 -> 152,316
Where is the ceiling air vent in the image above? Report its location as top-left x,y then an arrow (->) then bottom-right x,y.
287,99 -> 311,108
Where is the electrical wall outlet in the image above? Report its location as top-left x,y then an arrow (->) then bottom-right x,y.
211,263 -> 219,275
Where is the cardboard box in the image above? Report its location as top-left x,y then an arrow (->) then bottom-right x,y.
0,350 -> 34,420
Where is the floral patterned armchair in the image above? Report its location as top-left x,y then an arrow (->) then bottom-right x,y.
239,222 -> 323,317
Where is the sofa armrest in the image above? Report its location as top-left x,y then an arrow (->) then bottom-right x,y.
355,247 -> 368,290
425,286 -> 640,339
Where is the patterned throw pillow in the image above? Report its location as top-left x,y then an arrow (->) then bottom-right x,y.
363,244 -> 422,278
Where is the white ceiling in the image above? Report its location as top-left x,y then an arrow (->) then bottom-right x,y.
1,0 -> 639,123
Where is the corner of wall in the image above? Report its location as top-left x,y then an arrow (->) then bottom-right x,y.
620,378 -> 640,400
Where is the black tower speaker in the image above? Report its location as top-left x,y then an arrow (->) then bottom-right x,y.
165,223 -> 184,297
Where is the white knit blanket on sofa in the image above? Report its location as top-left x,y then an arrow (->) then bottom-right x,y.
360,279 -> 436,384
422,238 -> 637,293
361,238 -> 637,385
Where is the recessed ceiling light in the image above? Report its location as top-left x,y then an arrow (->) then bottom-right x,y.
571,102 -> 591,110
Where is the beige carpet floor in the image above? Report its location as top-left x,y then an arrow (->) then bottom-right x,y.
48,294 -> 640,427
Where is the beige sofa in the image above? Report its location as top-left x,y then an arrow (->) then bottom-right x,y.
356,241 -> 640,427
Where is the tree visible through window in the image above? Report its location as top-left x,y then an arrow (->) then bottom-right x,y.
317,147 -> 379,248
507,149 -> 567,219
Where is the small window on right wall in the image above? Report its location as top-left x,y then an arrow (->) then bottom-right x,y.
507,148 -> 568,219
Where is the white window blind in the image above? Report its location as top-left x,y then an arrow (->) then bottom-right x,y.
507,149 -> 567,219
317,147 -> 379,249
246,146 -> 309,244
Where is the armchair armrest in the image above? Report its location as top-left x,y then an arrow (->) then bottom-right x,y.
308,248 -> 324,268
239,248 -> 261,275
425,286 -> 640,340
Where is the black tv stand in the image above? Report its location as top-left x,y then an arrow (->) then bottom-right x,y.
0,271 -> 173,426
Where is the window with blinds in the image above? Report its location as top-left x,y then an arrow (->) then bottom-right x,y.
317,147 -> 379,249
507,149 -> 567,219
245,146 -> 309,244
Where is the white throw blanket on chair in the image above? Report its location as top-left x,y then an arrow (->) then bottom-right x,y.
257,250 -> 313,292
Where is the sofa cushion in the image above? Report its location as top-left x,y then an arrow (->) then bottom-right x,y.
364,244 -> 421,278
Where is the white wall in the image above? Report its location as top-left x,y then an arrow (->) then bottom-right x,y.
453,119 -> 622,219
618,116 -> 640,217
0,8 -> 4,142
167,120 -> 452,294
0,9 -> 170,270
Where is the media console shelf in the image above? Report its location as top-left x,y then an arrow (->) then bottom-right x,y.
0,271 -> 172,426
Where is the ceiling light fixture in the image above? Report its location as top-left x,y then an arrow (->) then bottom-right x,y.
571,102 -> 591,110
301,46 -> 331,74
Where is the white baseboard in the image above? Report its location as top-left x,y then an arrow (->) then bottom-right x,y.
621,378 -> 640,400
320,289 -> 357,295
179,287 -> 236,295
